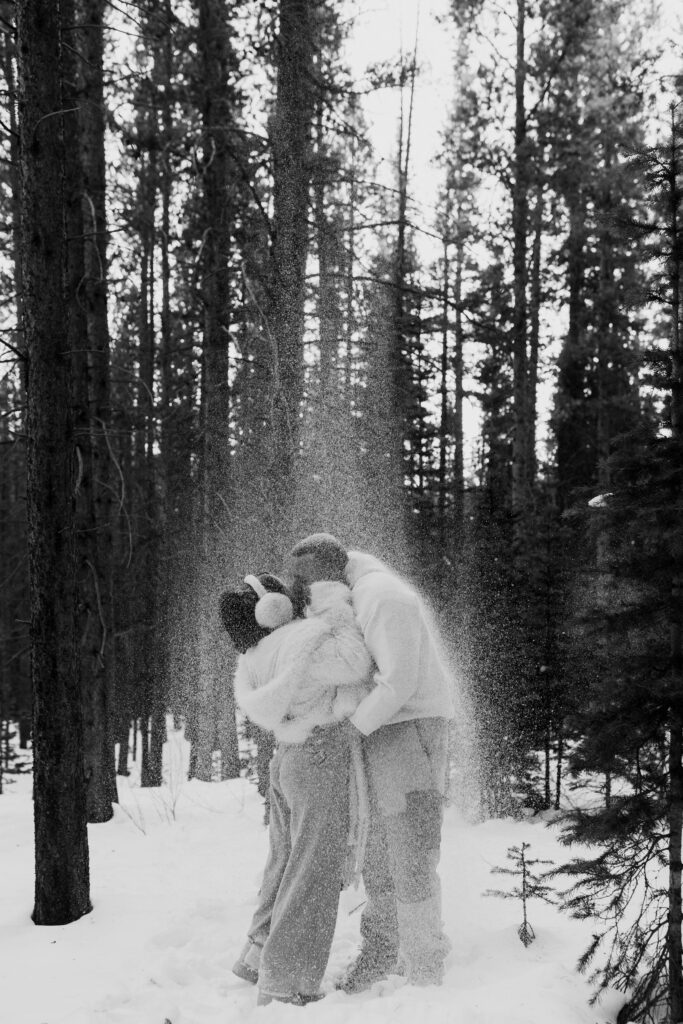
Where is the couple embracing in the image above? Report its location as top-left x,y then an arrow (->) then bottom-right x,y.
219,533 -> 454,1007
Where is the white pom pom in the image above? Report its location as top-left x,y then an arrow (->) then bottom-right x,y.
255,592 -> 294,630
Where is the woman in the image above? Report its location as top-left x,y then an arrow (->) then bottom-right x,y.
219,571 -> 372,1007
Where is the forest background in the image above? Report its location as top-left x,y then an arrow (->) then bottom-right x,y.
1,0 -> 683,1020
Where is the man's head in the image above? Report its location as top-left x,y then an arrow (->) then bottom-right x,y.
288,532 -> 349,585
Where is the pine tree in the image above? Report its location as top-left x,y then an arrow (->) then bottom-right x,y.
557,99 -> 683,1024
17,0 -> 91,924
268,0 -> 317,495
69,0 -> 118,821
485,842 -> 556,946
191,0 -> 242,783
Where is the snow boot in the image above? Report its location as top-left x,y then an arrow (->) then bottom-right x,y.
232,940 -> 261,985
395,896 -> 450,986
256,991 -> 325,1007
335,948 -> 401,994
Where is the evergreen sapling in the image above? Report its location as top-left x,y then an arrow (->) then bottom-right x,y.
485,842 -> 556,946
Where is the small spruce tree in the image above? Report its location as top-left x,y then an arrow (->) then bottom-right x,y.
485,842 -> 556,946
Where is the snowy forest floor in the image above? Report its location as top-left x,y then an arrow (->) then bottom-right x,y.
2,726 -> 627,1024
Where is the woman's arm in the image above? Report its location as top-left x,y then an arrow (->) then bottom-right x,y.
233,620 -> 327,732
306,602 -> 373,690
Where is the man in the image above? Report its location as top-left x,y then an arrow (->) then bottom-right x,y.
288,533 -> 454,992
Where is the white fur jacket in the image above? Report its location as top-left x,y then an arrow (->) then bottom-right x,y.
233,581 -> 373,744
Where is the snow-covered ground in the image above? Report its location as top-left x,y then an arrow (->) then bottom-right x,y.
1,726 -> 625,1024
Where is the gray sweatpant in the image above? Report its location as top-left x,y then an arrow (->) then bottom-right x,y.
248,723 -> 350,998
360,717 -> 450,985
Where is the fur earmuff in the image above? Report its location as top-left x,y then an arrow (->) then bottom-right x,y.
253,592 -> 294,629
243,574 -> 294,630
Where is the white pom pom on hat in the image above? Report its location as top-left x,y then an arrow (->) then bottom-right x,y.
243,574 -> 294,630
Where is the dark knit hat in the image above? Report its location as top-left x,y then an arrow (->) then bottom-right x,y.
219,572 -> 303,654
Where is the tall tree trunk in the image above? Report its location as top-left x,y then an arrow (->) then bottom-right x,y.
113,418 -> 134,778
76,0 -> 117,819
194,0 -> 240,782
669,713 -> 683,1022
414,295 -> 425,504
198,0 -> 233,530
156,2 -> 174,779
1,8 -> 31,748
595,140 -> 615,496
387,43 -> 418,512
137,136 -> 162,788
313,101 -> 341,401
666,104 -> 683,1024
453,221 -> 465,549
527,165 -> 543,487
65,22 -> 104,817
137,10 -> 168,791
392,55 -> 414,426
17,0 -> 91,924
556,182 -> 588,511
511,0 -> 529,551
0,381 -> 10,796
438,238 -> 450,545
555,723 -> 563,811
344,132 -> 357,403
269,0 -> 315,495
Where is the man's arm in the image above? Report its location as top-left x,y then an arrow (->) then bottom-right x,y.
349,592 -> 421,736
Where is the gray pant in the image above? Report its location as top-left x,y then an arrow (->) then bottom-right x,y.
360,718 -> 450,984
248,723 -> 350,997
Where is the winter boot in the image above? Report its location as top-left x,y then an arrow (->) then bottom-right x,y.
395,896 -> 450,986
335,947 -> 401,994
256,991 -> 325,1006
232,940 -> 261,985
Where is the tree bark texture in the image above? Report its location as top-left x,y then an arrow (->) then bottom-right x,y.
17,0 -> 91,924
555,726 -> 563,811
556,183 -> 588,511
1,10 -> 31,741
527,168 -> 543,487
344,137 -> 357,401
64,0 -> 117,820
667,106 -> 683,1024
135,107 -> 163,789
392,61 -> 415,434
269,0 -> 315,488
669,714 -> 683,1024
453,227 -> 465,548
438,239 -> 450,543
313,101 -> 342,401
511,0 -> 530,549
193,0 -> 240,783
198,0 -> 233,530
77,0 -> 117,817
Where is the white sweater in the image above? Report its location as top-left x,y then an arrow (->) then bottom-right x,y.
345,551 -> 455,736
233,581 -> 372,744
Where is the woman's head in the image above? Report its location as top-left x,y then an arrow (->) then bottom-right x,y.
219,572 -> 307,654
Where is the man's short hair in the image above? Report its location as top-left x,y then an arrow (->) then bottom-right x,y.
290,533 -> 349,577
